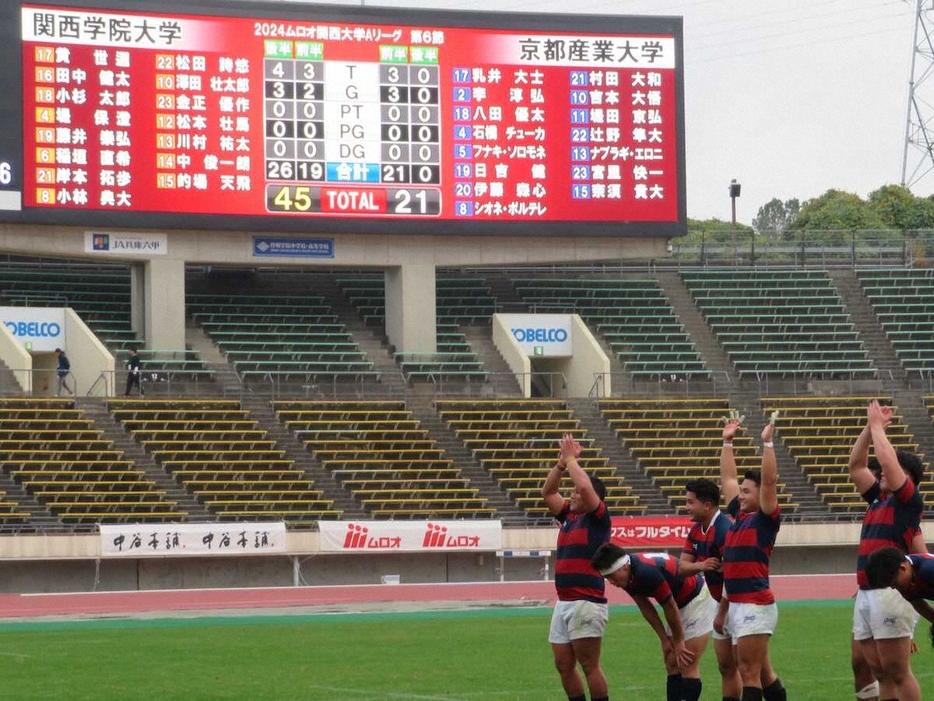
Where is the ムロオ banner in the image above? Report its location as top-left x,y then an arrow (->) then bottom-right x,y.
319,520 -> 503,552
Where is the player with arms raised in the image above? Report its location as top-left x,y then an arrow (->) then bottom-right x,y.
542,433 -> 612,701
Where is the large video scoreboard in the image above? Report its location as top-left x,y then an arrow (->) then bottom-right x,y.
0,0 -> 686,236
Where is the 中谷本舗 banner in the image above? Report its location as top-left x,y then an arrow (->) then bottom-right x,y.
100,522 -> 286,557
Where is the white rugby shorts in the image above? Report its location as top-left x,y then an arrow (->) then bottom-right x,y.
549,599 -> 609,644
853,587 -> 917,641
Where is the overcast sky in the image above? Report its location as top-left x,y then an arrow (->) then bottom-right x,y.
264,0 -> 915,224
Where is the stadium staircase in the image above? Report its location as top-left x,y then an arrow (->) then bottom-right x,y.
0,360 -> 24,397
655,271 -> 734,382
461,326 -> 523,397
482,270 -> 528,314
829,269 -> 906,388
241,396 -> 366,519
303,273 -> 407,398
566,398 -> 670,514
81,398 -> 211,521
0,467 -> 55,531
407,396 -> 528,524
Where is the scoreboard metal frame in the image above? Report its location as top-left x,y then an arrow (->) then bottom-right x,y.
0,0 -> 687,237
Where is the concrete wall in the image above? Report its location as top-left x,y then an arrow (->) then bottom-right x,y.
0,323 -> 31,392
0,521 -> 888,593
492,314 -> 531,397
64,308 -> 115,396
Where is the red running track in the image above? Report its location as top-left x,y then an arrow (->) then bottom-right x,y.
0,573 -> 853,620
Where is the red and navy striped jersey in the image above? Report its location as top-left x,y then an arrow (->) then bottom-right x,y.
682,510 -> 733,602
904,553 -> 934,601
625,552 -> 703,608
555,500 -> 612,603
723,496 -> 782,605
857,479 -> 923,590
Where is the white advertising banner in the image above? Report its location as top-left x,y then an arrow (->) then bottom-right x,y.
85,232 -> 168,255
499,313 -> 573,357
319,520 -> 503,552
99,522 -> 287,558
0,306 -> 65,351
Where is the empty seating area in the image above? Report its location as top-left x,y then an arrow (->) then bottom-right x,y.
187,292 -> 377,389
274,400 -> 494,519
600,398 -> 796,512
0,260 -> 138,348
763,396 -> 928,513
436,398 -> 643,518
0,398 -> 180,524
511,277 -> 708,380
681,269 -> 873,378
110,398 -> 338,522
857,268 -> 934,374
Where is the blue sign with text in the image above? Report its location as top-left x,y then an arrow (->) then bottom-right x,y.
253,237 -> 334,258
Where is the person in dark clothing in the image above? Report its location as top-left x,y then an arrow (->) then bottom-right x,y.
54,348 -> 73,396
125,348 -> 144,396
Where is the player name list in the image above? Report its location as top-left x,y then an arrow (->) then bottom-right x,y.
21,5 -> 681,223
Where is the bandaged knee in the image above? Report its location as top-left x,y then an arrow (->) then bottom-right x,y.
856,680 -> 879,699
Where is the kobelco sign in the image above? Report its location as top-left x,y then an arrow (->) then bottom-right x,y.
500,313 -> 573,357
0,307 -> 65,351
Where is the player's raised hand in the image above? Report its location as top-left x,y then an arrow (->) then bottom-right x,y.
761,411 -> 778,443
722,408 -> 745,442
867,400 -> 893,430
558,433 -> 582,463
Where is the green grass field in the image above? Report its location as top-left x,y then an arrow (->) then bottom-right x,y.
0,600 -> 931,700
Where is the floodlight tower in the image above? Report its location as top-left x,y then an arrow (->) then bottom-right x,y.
901,0 -> 934,190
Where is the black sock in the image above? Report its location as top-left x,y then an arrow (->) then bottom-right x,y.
742,688 -> 763,701
568,695 -> 586,701
724,697 -> 743,701
681,677 -> 702,701
762,678 -> 786,701
667,674 -> 682,701
591,697 -> 608,701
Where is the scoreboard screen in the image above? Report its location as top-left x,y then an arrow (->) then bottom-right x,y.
0,0 -> 686,237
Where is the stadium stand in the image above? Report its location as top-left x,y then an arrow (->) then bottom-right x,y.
436,398 -> 644,518
187,291 -> 378,391
335,273 -> 489,385
857,268 -> 934,374
0,259 -> 213,391
680,269 -> 874,378
509,276 -> 709,380
273,399 -> 495,519
0,397 -> 182,524
0,259 -> 138,348
763,396 -> 929,513
599,397 -> 797,512
110,398 -> 339,522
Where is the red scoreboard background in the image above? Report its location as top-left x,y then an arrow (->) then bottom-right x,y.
0,0 -> 686,237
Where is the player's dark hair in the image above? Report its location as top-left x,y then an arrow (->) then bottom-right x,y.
743,469 -> 761,486
897,449 -> 924,486
865,547 -> 909,589
867,457 -> 881,478
685,478 -> 720,506
591,542 -> 627,572
589,475 -> 607,502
